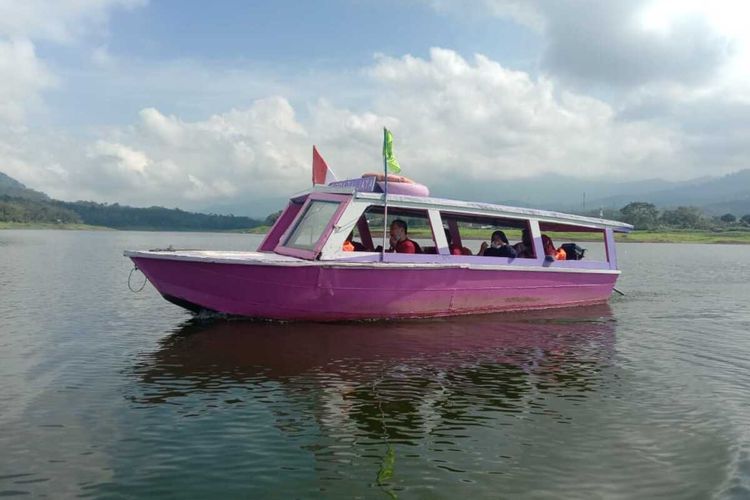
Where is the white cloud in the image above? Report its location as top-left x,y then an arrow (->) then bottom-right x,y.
5,48 -> 691,211
0,0 -> 151,198
39,98 -> 312,206
0,39 -> 57,122
361,48 -> 677,181
429,0 -> 744,90
1,0 -> 748,215
0,0 -> 147,125
91,141 -> 149,174
138,108 -> 186,146
0,0 -> 145,43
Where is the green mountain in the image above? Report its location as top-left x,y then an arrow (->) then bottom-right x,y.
0,195 -> 82,224
0,171 -> 262,231
0,172 -> 49,201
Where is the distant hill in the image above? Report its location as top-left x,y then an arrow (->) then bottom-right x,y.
429,169 -> 750,217
428,174 -> 689,212
200,197 -> 288,219
0,172 -> 49,201
583,169 -> 750,214
54,200 -> 262,231
0,171 -> 262,231
1,194 -> 82,224
701,196 -> 750,217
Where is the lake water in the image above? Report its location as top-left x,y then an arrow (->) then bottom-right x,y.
1,230 -> 749,499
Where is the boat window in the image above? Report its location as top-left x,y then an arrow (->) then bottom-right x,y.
362,206 -> 435,252
284,200 -> 341,251
537,221 -> 607,262
440,212 -> 535,258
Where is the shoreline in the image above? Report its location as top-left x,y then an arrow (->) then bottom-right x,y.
0,222 -> 111,231
0,222 -> 252,232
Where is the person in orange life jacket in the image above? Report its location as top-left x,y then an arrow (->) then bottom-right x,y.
541,234 -> 566,261
342,231 -> 367,252
479,230 -> 517,258
388,219 -> 419,254
444,229 -> 472,255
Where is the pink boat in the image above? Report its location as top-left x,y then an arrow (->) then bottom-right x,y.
125,176 -> 632,321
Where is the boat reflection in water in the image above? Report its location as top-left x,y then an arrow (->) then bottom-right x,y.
128,306 -> 617,496
133,304 -> 615,424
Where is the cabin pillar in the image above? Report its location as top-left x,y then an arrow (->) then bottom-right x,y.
604,228 -> 618,269
429,210 -> 449,255
529,220 -> 544,263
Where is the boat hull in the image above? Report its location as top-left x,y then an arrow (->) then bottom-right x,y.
130,256 -> 619,321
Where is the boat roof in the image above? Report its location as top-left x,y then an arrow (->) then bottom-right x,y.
297,184 -> 634,233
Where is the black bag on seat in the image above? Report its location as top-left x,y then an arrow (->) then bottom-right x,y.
560,243 -> 586,260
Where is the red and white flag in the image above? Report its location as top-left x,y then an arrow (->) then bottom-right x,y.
312,145 -> 337,185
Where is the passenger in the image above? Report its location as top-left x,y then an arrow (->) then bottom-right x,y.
388,219 -> 420,254
445,229 -> 472,255
513,228 -> 535,258
342,231 -> 366,252
542,235 -> 567,261
480,230 -> 517,258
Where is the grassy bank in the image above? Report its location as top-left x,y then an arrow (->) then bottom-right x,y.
615,230 -> 750,244
244,225 -> 272,234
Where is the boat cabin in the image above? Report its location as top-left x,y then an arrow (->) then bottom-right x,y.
258,179 -> 632,272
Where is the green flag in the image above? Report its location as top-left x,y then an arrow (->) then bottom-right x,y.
382,128 -> 401,174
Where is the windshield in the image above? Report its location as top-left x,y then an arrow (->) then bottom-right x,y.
284,200 -> 340,251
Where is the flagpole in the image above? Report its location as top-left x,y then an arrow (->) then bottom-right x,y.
381,128 -> 388,262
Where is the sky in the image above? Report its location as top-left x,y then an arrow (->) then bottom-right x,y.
1,0 -> 749,215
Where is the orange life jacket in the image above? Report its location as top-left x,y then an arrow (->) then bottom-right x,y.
542,234 -> 567,261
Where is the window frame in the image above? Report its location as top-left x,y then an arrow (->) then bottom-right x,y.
274,193 -> 351,260
537,220 -> 610,264
439,211 -> 537,260
359,204 -> 439,253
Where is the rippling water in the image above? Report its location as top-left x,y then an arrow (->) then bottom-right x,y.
1,230 -> 749,498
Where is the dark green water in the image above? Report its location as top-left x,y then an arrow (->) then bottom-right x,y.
1,230 -> 749,499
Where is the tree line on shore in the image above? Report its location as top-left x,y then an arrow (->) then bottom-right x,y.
0,195 -> 81,224
0,195 -> 262,231
589,202 -> 750,231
